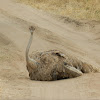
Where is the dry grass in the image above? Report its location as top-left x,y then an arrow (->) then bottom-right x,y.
18,0 -> 100,21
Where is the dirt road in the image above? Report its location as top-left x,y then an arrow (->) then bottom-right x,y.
0,0 -> 100,99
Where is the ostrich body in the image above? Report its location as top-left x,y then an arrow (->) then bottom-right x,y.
26,26 -> 97,81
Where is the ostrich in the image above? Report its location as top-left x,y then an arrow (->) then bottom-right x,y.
26,26 -> 97,81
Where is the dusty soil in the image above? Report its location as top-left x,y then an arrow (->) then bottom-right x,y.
0,0 -> 100,99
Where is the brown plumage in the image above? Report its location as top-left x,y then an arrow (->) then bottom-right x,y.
26,26 -> 98,81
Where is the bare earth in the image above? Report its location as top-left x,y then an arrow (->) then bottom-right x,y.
0,0 -> 100,99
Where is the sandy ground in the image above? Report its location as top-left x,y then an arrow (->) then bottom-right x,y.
0,0 -> 100,99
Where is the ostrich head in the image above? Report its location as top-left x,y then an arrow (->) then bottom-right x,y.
29,26 -> 35,34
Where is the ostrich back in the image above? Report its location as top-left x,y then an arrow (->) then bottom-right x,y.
26,50 -> 98,81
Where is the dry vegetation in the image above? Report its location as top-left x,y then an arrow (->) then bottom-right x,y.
18,0 -> 100,21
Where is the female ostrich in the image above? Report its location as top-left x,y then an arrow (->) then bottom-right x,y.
26,26 -> 97,81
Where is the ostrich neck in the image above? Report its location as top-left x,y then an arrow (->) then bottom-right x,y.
26,33 -> 37,64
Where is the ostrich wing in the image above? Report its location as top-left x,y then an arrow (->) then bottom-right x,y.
64,65 -> 83,78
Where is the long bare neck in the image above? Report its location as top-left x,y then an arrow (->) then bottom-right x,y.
26,33 -> 33,63
26,26 -> 37,67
